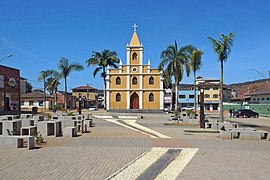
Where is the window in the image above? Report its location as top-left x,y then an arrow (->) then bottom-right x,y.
257,98 -> 260,101
204,87 -> 210,90
149,76 -> 154,84
261,98 -> 265,101
116,77 -> 121,85
189,95 -> 194,98
149,93 -> 154,102
20,101 -> 24,106
267,97 -> 270,100
116,93 -> 121,102
204,94 -> 210,98
179,95 -> 185,99
38,101 -> 44,106
213,94 -> 218,98
213,87 -> 218,90
253,98 -> 256,101
132,52 -> 137,60
132,77 -> 137,85
29,101 -> 34,106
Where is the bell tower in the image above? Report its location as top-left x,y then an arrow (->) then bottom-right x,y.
126,23 -> 143,65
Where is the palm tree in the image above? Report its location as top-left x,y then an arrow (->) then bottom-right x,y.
38,70 -> 57,110
208,32 -> 235,122
158,41 -> 195,114
189,49 -> 203,118
86,49 -> 120,110
58,57 -> 84,110
46,72 -> 61,106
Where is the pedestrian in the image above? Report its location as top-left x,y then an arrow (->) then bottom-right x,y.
232,108 -> 236,118
229,108 -> 233,118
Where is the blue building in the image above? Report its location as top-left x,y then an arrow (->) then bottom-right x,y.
178,89 -> 199,109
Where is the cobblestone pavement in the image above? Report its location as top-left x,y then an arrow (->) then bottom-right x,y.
0,111 -> 270,179
0,117 -> 152,180
137,113 -> 270,180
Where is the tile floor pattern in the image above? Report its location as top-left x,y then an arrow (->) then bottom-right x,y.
1,112 -> 270,180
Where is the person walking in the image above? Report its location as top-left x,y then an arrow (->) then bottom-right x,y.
229,108 -> 233,118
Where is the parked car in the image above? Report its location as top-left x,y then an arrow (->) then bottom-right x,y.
89,106 -> 98,111
181,106 -> 194,111
234,109 -> 259,118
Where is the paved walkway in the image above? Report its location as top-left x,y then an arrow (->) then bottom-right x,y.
0,111 -> 270,179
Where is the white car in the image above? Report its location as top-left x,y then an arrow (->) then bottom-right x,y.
89,106 -> 98,111
181,106 -> 194,111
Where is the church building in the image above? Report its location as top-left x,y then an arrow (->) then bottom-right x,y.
106,24 -> 164,111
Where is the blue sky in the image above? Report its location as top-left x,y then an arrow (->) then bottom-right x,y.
0,0 -> 270,91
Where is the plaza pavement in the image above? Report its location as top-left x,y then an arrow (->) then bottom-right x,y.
0,110 -> 269,179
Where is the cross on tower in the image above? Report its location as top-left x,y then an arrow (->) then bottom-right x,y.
132,23 -> 138,32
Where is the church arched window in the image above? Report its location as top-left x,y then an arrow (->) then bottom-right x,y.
116,93 -> 121,102
149,93 -> 154,102
204,94 -> 210,98
132,52 -> 137,60
213,94 -> 218,98
132,77 -> 137,85
149,76 -> 154,84
116,77 -> 121,85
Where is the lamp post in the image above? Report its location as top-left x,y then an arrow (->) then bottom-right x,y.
0,54 -> 12,63
199,88 -> 205,128
78,94 -> 82,115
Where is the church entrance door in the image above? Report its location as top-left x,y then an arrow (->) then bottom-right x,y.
130,93 -> 139,109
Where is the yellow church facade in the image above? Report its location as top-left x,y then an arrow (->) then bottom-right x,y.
106,24 -> 164,111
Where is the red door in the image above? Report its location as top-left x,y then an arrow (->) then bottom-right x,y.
130,93 -> 139,109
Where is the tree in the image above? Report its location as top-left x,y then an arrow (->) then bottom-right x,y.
57,57 -> 84,110
189,49 -> 203,118
26,82 -> 33,93
86,49 -> 120,110
158,41 -> 194,114
38,70 -> 57,110
46,72 -> 61,106
208,32 -> 235,122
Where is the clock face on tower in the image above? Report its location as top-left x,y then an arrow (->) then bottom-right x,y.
132,67 -> 137,72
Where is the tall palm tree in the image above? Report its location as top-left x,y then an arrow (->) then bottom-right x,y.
189,49 -> 203,118
158,41 -> 195,114
208,32 -> 235,122
86,49 -> 120,110
58,57 -> 84,110
47,72 -> 61,106
38,70 -> 57,110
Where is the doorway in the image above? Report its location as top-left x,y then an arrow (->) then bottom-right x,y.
130,93 -> 139,109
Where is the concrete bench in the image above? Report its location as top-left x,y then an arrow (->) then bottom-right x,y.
21,126 -> 37,136
239,131 -> 263,140
0,136 -> 24,148
220,131 -> 232,140
63,127 -> 77,137
0,136 -> 34,149
85,119 -> 93,127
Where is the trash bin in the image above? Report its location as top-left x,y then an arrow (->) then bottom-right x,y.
32,107 -> 38,113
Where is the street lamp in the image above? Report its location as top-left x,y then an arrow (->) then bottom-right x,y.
0,54 -> 12,63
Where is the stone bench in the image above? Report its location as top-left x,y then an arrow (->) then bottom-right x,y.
220,131 -> 232,140
85,119 -> 93,127
220,129 -> 270,141
239,131 -> 263,140
21,126 -> 37,136
63,127 -> 77,137
0,136 -> 35,149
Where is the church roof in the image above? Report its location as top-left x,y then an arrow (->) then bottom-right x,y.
129,31 -> 141,46
129,23 -> 141,46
